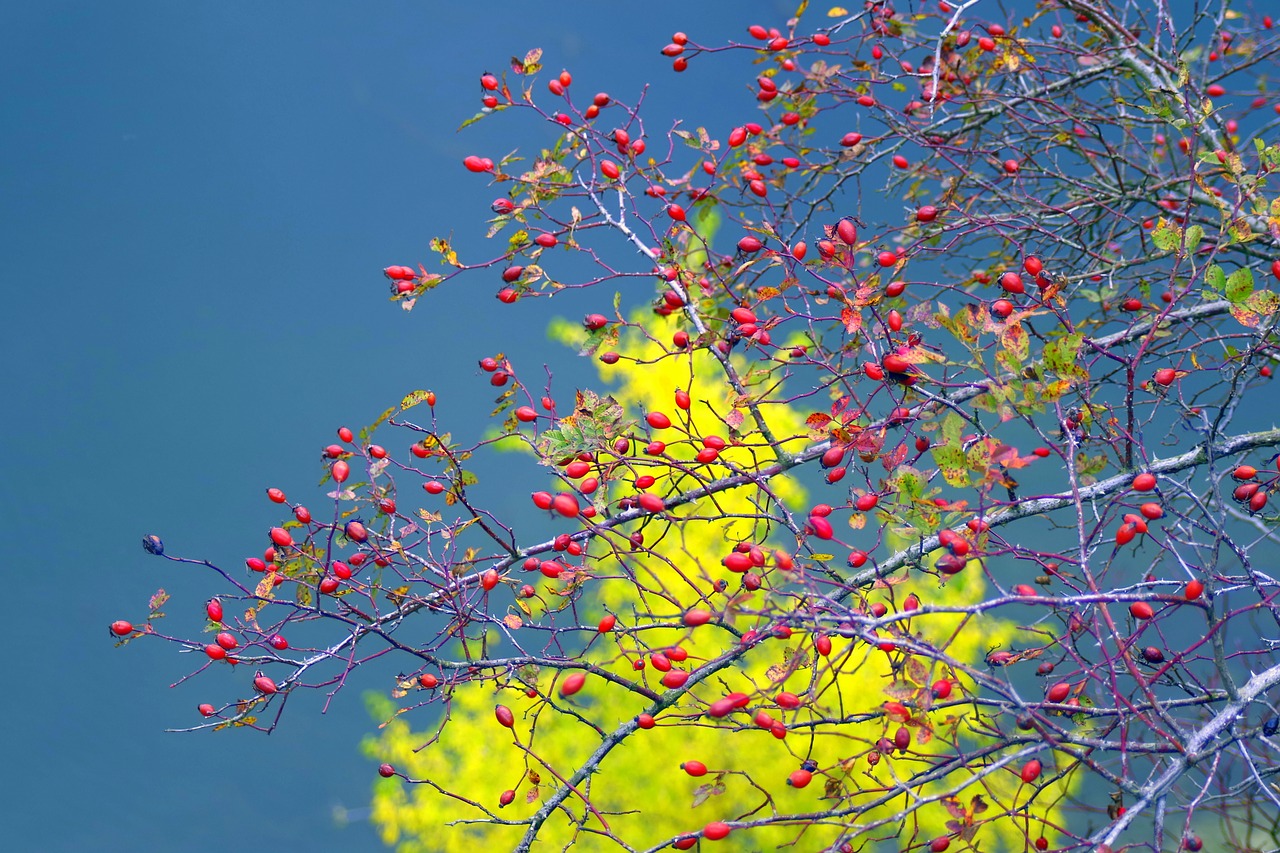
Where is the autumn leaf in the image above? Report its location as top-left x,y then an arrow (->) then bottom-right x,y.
148,588 -> 169,615
255,573 -> 278,600
400,389 -> 433,411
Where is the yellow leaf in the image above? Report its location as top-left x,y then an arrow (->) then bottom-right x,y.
255,573 -> 277,600
827,5 -> 848,15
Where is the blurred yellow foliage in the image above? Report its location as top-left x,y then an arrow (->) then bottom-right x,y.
362,315 -> 1068,851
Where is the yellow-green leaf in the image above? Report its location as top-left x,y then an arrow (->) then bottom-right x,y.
401,389 -> 433,410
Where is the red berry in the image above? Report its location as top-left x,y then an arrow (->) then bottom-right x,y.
268,634 -> 288,650
835,218 -> 859,246
269,527 -> 292,547
1129,601 -> 1155,620
206,598 -> 223,622
1000,272 -> 1025,293
702,822 -> 731,841
646,411 -> 672,429
681,760 -> 708,777
737,236 -> 763,253
883,354 -> 911,374
253,673 -> 278,694
495,705 -> 515,727
560,672 -> 586,697
808,515 -> 834,540
775,691 -> 802,709
552,494 -> 580,517
109,620 -> 133,636
266,487 -> 286,504
788,769 -> 813,788
661,669 -> 689,688
378,763 -> 395,778
1132,473 -> 1157,492
1020,759 -> 1042,784
683,608 -> 712,627
1047,681 -> 1070,702
1184,579 -> 1204,600
930,838 -> 951,853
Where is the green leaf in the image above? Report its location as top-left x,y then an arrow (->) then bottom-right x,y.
890,466 -> 925,502
932,444 -> 970,487
1205,264 -> 1225,291
1225,267 -> 1254,303
1185,224 -> 1204,250
1043,333 -> 1085,380
1151,220 -> 1180,252
458,110 -> 495,131
941,413 -> 965,444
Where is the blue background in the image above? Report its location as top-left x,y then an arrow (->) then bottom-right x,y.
1,3 -> 783,849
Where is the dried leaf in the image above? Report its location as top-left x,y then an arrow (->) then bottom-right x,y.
148,588 -> 169,614
841,306 -> 863,333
